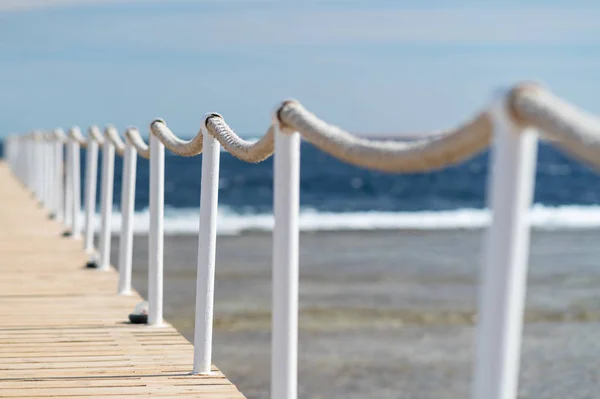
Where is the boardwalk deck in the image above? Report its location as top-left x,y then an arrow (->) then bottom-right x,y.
0,162 -> 247,398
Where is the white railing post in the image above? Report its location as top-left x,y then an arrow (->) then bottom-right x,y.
40,137 -> 46,204
192,117 -> 221,374
42,138 -> 50,209
84,137 -> 100,254
27,138 -> 33,192
24,139 -> 29,190
46,138 -> 57,218
30,137 -> 35,194
471,90 -> 538,399
24,139 -> 30,191
271,118 -> 300,399
148,131 -> 165,326
64,137 -> 74,231
98,132 -> 116,270
40,136 -> 46,204
69,130 -> 82,239
117,138 -> 138,295
17,139 -> 23,183
35,135 -> 43,203
32,137 -> 38,195
14,139 -> 19,178
54,135 -> 65,223
47,139 -> 54,213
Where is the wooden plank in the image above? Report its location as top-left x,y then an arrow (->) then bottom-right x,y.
0,163 -> 246,398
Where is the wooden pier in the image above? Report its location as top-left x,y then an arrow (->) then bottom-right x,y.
0,162 -> 246,398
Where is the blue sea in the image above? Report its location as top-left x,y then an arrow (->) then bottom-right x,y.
3,140 -> 600,234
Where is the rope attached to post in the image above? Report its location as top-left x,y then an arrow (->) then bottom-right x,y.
88,126 -> 104,145
105,126 -> 126,156
125,128 -> 150,159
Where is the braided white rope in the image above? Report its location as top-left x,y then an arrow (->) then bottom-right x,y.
148,118 -> 203,157
511,85 -> 600,169
205,115 -> 275,163
277,101 -> 493,172
140,84 -> 600,173
125,127 -> 150,159
150,114 -> 276,162
13,83 -> 600,174
105,125 -> 125,156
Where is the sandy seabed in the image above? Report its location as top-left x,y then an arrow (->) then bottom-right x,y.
110,229 -> 600,399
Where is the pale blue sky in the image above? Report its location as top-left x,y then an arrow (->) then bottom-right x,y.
1,0 -> 600,137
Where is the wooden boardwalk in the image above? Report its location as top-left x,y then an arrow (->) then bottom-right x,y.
0,162 -> 246,398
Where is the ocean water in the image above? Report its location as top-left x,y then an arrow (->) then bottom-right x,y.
3,140 -> 600,234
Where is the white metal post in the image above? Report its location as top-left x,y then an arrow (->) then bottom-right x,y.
20,139 -> 24,185
47,139 -> 56,217
55,139 -> 65,223
42,139 -> 50,208
98,136 -> 115,271
70,137 -> 82,239
14,140 -> 20,179
192,123 -> 221,374
271,122 -> 300,399
20,140 -> 25,183
64,138 -> 73,230
46,140 -> 54,213
471,91 -> 538,399
25,139 -> 32,192
27,139 -> 33,192
24,139 -> 29,190
16,140 -> 22,182
148,132 -> 164,326
117,140 -> 137,295
35,136 -> 43,203
39,138 -> 45,204
32,138 -> 37,195
40,139 -> 46,204
14,140 -> 19,180
84,139 -> 99,253
29,138 -> 34,193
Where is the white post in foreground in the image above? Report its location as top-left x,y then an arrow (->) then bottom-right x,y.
192,119 -> 221,374
98,135 -> 116,270
271,119 -> 301,399
117,140 -> 138,295
148,131 -> 165,326
70,135 -> 82,239
471,90 -> 538,399
84,139 -> 100,254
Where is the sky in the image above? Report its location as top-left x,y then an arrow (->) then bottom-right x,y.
1,0 -> 600,138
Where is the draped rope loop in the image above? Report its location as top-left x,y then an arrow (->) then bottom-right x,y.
150,119 -> 204,157
88,126 -> 104,145
69,126 -> 88,147
13,83 -> 600,172
204,114 -> 275,163
125,127 -> 150,159
104,125 -> 126,156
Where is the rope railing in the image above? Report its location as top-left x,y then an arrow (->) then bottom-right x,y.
4,82 -> 600,399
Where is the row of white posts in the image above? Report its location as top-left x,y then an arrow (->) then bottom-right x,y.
4,93 -> 538,399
